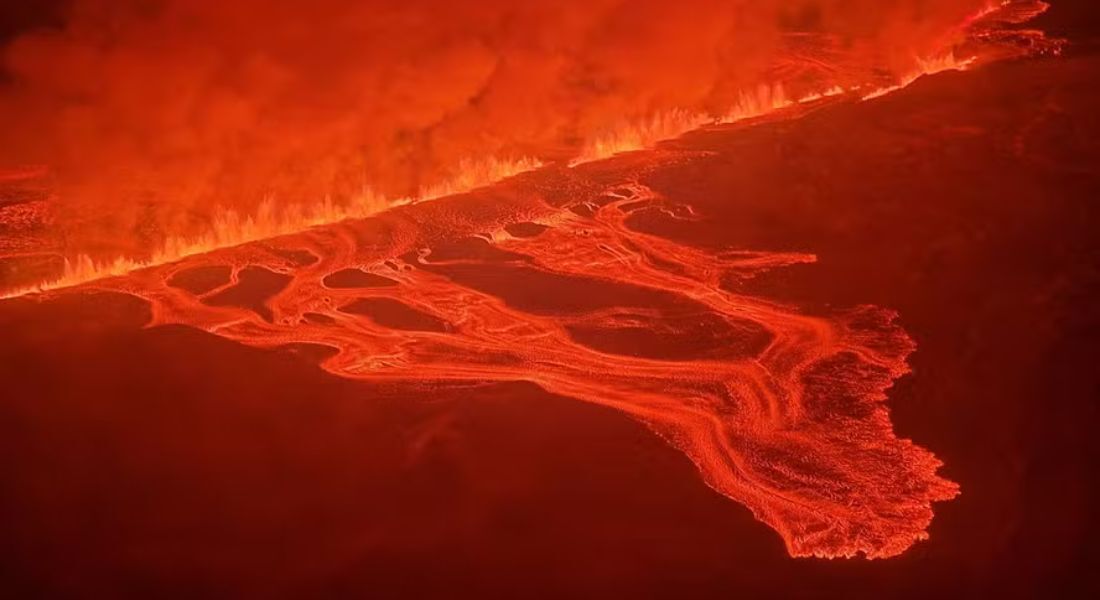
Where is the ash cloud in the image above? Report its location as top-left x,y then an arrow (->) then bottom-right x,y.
0,0 -> 987,256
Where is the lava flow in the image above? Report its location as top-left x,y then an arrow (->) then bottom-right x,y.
41,159 -> 956,559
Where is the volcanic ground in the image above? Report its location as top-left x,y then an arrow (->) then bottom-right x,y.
1,30 -> 1098,600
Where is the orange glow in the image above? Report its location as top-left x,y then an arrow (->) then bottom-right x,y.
2,0 -> 1038,298
1,155 -> 541,298
59,178 -> 960,559
572,84 -> 796,165
0,0 -> 1063,562
861,53 -> 978,101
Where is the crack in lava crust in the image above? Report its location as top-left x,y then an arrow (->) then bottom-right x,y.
63,172 -> 958,559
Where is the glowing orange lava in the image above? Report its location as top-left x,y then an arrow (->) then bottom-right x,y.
25,166 -> 957,559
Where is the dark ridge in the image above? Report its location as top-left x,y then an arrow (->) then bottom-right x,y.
303,312 -> 337,325
167,265 -> 232,295
504,222 -> 550,238
568,203 -> 596,218
425,237 -> 531,263
418,262 -> 704,316
203,266 -> 292,322
565,310 -> 772,361
322,268 -> 399,289
275,342 -> 341,364
339,297 -> 451,332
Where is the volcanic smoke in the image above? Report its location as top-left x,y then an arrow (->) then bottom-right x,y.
0,0 -> 1050,293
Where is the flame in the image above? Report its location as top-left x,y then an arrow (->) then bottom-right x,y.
850,1 -> 1054,103
861,52 -> 978,101
0,58 -> 977,300
570,109 -> 716,167
0,0 -> 1053,299
573,84 -> 808,166
794,86 -> 847,104
567,0 -> 1044,166
2,155 -> 541,298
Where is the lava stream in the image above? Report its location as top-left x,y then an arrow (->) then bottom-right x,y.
57,171 -> 959,559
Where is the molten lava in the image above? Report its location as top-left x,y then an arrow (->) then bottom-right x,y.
30,168 -> 957,559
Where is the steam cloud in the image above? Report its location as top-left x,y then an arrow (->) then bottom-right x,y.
0,0 -> 987,257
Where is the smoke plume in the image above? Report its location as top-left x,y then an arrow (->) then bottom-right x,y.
0,0 -> 988,258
